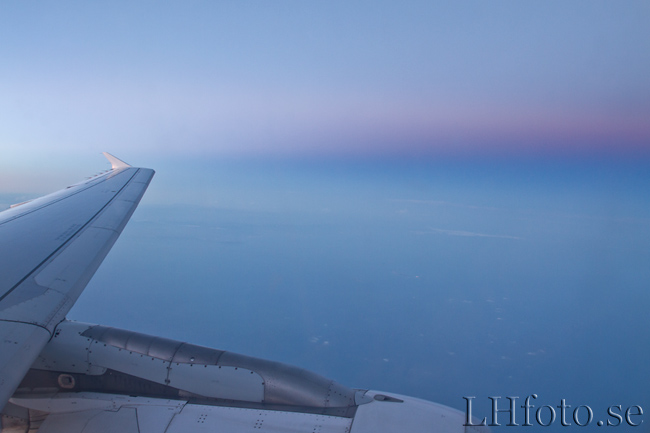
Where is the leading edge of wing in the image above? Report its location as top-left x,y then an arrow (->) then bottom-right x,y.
0,156 -> 155,411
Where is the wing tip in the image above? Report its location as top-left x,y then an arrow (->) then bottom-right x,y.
102,152 -> 132,169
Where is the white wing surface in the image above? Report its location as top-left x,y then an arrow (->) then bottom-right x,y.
0,155 -> 154,411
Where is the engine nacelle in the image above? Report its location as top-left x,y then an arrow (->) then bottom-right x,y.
23,320 -> 360,414
9,321 -> 490,433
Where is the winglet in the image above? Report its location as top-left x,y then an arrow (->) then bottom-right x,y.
102,152 -> 131,169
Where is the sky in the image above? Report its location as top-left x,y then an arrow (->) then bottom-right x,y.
1,1 -> 649,171
1,2 -> 649,431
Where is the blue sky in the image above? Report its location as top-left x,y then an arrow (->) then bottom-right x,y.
1,1 -> 649,175
1,3 -> 649,427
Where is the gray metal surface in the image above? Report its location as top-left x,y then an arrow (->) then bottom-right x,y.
8,390 -> 487,433
349,391 -> 490,433
35,320 -> 358,409
9,392 -> 355,433
0,161 -> 154,412
164,403 -> 353,433
11,393 -> 185,433
82,322 -> 356,407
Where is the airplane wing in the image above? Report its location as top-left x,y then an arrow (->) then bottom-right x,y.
0,153 -> 154,411
2,156 -> 487,433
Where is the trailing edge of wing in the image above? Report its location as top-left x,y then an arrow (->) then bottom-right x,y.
0,160 -> 154,411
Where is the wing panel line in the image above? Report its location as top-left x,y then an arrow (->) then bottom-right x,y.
0,170 -> 122,227
0,168 -> 141,304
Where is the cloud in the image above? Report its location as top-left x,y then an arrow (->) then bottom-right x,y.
417,227 -> 524,240
392,199 -> 501,212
